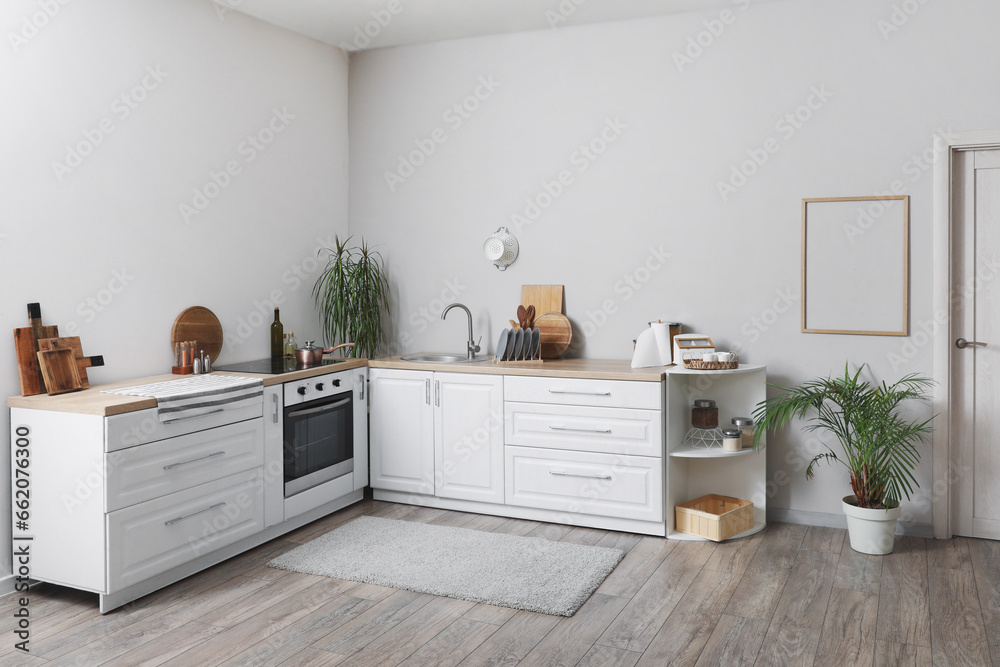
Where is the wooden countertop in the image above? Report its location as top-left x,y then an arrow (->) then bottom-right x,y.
6,359 -> 369,417
368,357 -> 672,381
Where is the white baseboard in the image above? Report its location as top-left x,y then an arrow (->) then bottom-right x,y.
767,507 -> 934,538
0,574 -> 16,598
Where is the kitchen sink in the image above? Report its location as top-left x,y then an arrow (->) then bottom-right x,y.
400,353 -> 491,363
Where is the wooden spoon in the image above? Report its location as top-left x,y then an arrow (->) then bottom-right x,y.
525,305 -> 536,328
517,305 -> 527,329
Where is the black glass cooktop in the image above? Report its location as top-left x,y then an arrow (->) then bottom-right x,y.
214,358 -> 348,375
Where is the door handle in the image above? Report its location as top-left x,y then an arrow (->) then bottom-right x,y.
272,393 -> 279,424
549,425 -> 613,434
359,374 -> 365,400
956,338 -> 988,349
425,378 -> 431,405
549,470 -> 612,480
434,380 -> 440,407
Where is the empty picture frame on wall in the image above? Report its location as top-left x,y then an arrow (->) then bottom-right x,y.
801,195 -> 909,336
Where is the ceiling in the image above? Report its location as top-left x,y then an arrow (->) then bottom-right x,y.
213,0 -> 771,52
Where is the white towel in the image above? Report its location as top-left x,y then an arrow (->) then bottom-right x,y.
103,375 -> 264,423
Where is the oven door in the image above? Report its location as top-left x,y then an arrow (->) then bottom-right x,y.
283,390 -> 354,497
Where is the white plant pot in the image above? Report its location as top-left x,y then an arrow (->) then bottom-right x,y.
842,495 -> 901,555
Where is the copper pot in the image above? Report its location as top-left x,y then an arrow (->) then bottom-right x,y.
295,341 -> 354,365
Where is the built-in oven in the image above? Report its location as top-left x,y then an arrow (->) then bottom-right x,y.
271,369 -> 368,522
283,383 -> 354,497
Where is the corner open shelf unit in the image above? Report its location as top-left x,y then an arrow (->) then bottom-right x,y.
666,364 -> 767,541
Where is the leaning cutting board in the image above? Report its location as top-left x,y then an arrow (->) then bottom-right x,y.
534,312 -> 572,359
520,285 -> 564,315
38,337 -> 104,389
13,302 -> 59,396
37,347 -> 82,395
170,306 -> 224,362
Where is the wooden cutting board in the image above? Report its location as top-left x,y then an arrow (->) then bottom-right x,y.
520,285 -> 563,315
171,306 -> 224,362
37,347 -> 82,395
13,303 -> 59,396
534,312 -> 572,359
38,337 -> 104,389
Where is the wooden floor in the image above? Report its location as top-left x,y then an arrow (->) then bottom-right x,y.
4,499 -> 1000,666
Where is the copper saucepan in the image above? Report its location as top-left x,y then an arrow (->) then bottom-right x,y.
295,341 -> 354,365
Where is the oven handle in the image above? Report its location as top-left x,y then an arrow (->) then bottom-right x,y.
286,396 -> 352,419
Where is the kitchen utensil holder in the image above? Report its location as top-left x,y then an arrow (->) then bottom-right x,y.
682,352 -> 740,371
171,365 -> 193,375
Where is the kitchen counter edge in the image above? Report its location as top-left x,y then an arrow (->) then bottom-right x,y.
5,359 -> 369,417
368,357 -> 671,381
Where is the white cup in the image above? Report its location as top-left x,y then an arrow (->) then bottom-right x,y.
702,352 -> 718,362
716,352 -> 733,362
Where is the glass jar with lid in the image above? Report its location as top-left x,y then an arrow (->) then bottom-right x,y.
732,417 -> 754,449
692,399 -> 718,429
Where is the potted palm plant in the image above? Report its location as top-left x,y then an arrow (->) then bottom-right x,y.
752,365 -> 934,555
313,236 -> 390,359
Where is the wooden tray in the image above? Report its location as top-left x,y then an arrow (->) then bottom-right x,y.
675,494 -> 753,541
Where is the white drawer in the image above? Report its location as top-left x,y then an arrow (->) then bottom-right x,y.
106,403 -> 263,452
106,419 -> 263,512
504,376 -> 661,410
505,402 -> 662,457
107,469 -> 264,592
505,446 -> 663,522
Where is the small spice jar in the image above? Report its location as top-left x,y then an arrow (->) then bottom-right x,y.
721,428 -> 742,452
692,399 -> 719,429
732,417 -> 754,449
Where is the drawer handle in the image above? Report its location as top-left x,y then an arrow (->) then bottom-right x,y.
549,425 -> 613,434
163,450 -> 226,470
164,502 -> 227,526
549,470 -> 613,481
547,389 -> 612,397
162,408 -> 225,425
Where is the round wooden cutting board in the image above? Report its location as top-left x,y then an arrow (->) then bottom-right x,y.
534,312 -> 572,359
171,306 -> 224,362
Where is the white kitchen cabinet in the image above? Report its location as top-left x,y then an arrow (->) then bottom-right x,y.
369,369 -> 435,495
434,373 -> 504,504
666,365 -> 767,540
369,369 -> 504,503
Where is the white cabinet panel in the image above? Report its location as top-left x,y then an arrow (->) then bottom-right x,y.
106,419 -> 263,512
107,469 -> 264,591
262,386 -> 284,528
105,404 -> 263,452
369,369 -> 434,495
505,446 -> 663,522
504,376 -> 661,410
434,373 -> 504,504
504,401 -> 662,457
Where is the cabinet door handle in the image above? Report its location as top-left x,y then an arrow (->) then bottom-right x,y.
164,501 -> 226,526
359,374 -> 365,400
272,393 -> 279,424
549,425 -> 613,434
425,378 -> 431,405
162,408 -> 225,424
549,470 -> 612,480
434,380 -> 440,407
163,450 -> 226,470
956,338 -> 988,349
547,389 -> 611,397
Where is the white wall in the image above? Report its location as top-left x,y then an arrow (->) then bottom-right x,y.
348,0 -> 1000,529
1,0 -> 348,580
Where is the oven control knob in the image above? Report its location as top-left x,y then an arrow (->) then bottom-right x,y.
297,386 -> 307,395
316,383 -> 324,391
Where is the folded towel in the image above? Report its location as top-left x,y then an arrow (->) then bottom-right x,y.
103,375 -> 263,423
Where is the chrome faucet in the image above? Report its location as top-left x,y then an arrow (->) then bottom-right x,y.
442,303 -> 481,359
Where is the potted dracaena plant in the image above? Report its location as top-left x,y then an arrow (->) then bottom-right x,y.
752,364 -> 934,555
313,236 -> 390,360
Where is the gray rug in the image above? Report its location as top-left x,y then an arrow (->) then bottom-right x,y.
267,516 -> 624,616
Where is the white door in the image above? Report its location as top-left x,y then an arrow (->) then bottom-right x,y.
369,369 -> 434,495
953,148 -> 1000,540
433,373 -> 504,503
